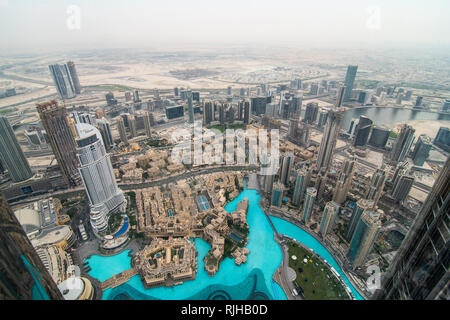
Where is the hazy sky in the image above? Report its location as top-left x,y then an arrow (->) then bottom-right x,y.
1,0 -> 449,53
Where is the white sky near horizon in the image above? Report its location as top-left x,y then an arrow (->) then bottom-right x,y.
1,0 -> 449,53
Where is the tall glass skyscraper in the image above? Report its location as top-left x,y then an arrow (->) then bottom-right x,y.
343,65 -> 358,102
271,182 -> 285,207
390,124 -> 415,163
0,194 -> 62,300
346,199 -> 375,241
302,187 -> 317,223
375,158 -> 449,299
347,209 -> 381,268
292,166 -> 311,206
66,61 -> 81,94
319,201 -> 339,236
48,64 -> 76,99
36,101 -> 81,188
187,90 -> 194,124
76,123 -> 126,233
0,116 -> 33,182
316,109 -> 345,171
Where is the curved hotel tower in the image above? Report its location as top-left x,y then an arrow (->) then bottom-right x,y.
75,123 -> 126,233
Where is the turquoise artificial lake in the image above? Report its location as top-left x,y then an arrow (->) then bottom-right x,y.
85,186 -> 364,300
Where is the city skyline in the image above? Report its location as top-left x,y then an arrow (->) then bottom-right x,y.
0,1 -> 449,303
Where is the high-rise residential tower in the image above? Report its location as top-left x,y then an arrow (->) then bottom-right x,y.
411,134 -> 432,166
302,187 -> 317,223
333,157 -> 356,204
143,111 -> 152,138
117,117 -> 128,145
319,201 -> 339,237
391,174 -> 414,203
96,118 -> 114,151
75,123 -> 126,233
335,86 -> 346,108
353,115 -> 373,147
0,116 -> 33,182
271,182 -> 285,207
279,153 -> 294,186
346,199 -> 375,241
365,164 -> 387,207
48,64 -> 76,99
343,65 -> 358,102
292,166 -> 311,206
347,210 -> 381,269
390,124 -> 415,163
187,90 -> 194,124
36,101 -> 81,187
66,61 -> 81,94
316,109 -> 345,171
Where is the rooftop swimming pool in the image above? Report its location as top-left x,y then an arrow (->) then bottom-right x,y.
85,185 -> 364,300
113,216 -> 129,237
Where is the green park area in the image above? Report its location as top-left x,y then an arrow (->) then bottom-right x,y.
206,123 -> 246,133
286,241 -> 350,300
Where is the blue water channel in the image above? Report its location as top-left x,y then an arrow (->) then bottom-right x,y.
85,186 -> 364,300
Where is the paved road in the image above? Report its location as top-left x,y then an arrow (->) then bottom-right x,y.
119,164 -> 259,190
9,165 -> 260,205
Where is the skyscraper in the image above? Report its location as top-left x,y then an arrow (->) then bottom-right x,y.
303,102 -> 319,124
0,194 -> 63,300
279,153 -> 294,186
391,174 -> 414,203
128,115 -> 137,138
187,90 -> 194,124
292,166 -> 311,206
333,157 -> 356,204
271,182 -> 285,207
414,96 -> 423,108
76,123 -> 126,233
203,101 -> 214,125
36,101 -> 81,187
441,99 -> 450,112
316,109 -> 344,171
96,118 -> 114,151
66,61 -> 81,94
105,92 -> 117,106
250,97 -> 268,116
319,201 -> 339,237
317,110 -> 328,129
343,65 -> 358,102
0,116 -> 33,182
117,117 -> 128,145
368,126 -> 390,148
346,199 -> 375,241
433,127 -> 450,152
335,86 -> 346,108
411,134 -> 432,166
390,124 -> 415,163
48,64 -> 76,99
302,187 -> 317,223
143,111 -> 152,138
243,100 -> 250,125
374,158 -> 449,300
353,115 -> 373,147
347,210 -> 381,269
365,165 -> 387,207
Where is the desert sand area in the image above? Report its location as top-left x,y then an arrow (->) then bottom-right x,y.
387,120 -> 450,139
0,86 -> 56,108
